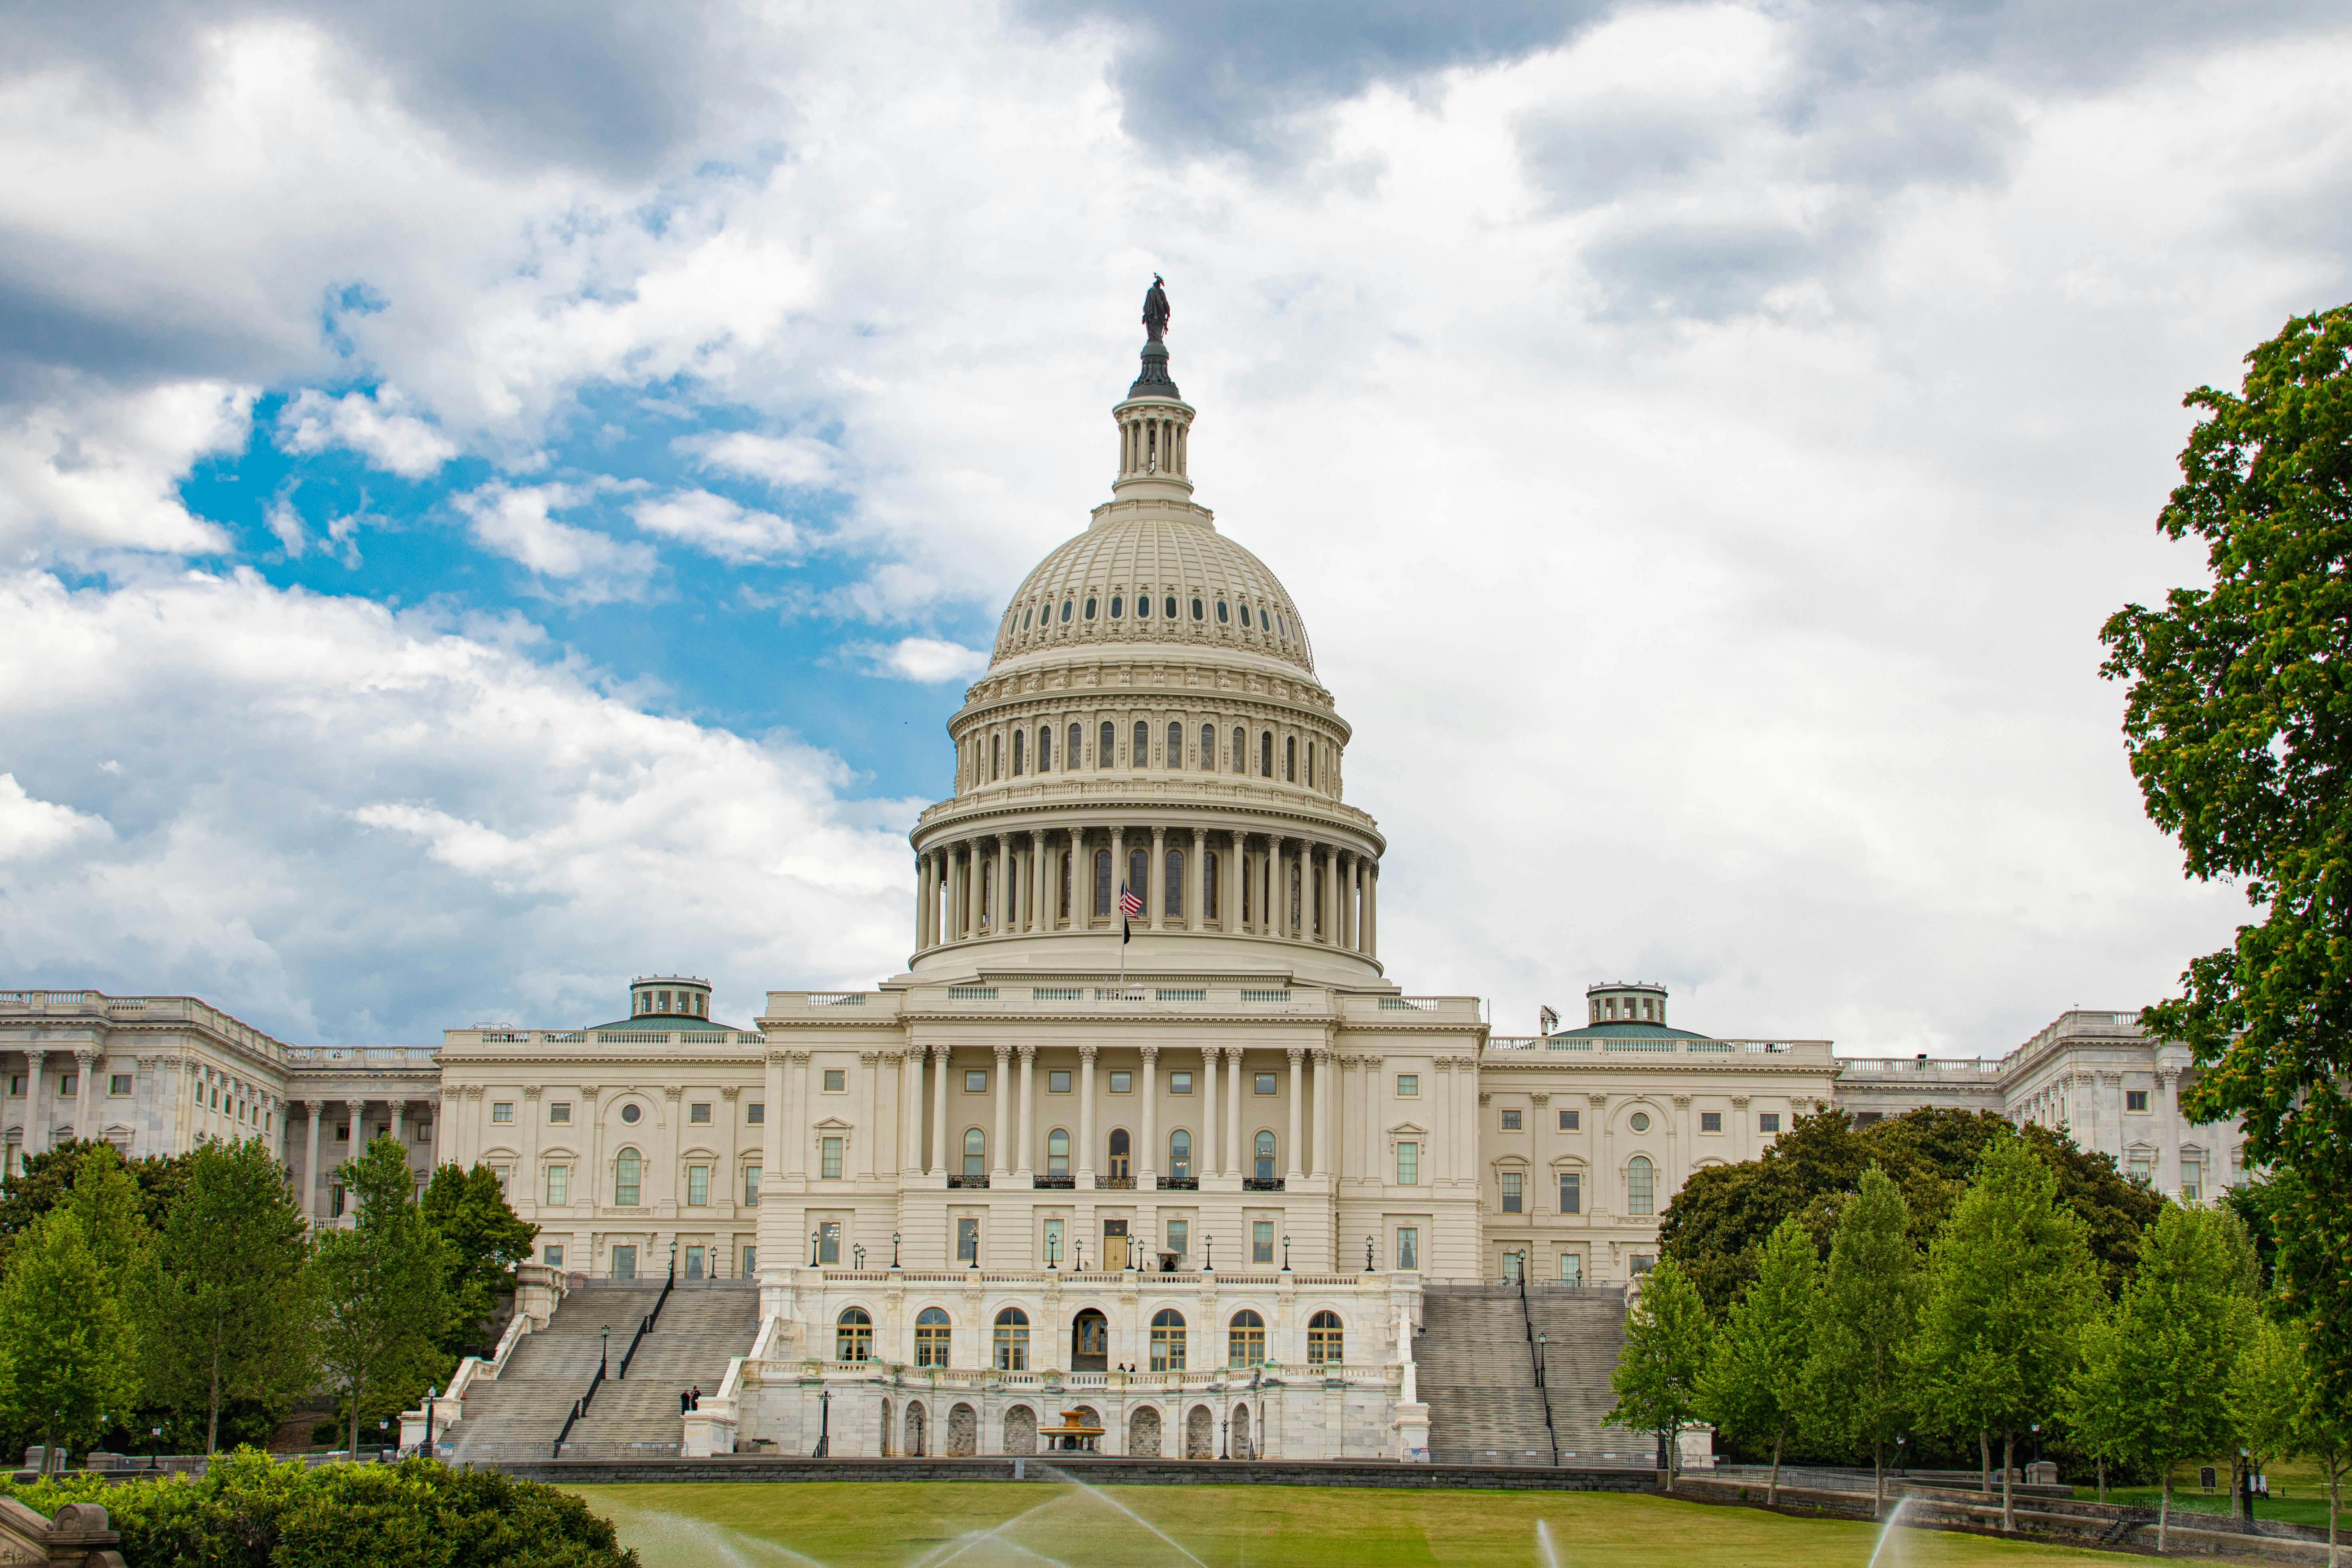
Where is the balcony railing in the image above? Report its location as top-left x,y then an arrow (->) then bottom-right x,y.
947,1175 -> 990,1189
1242,1177 -> 1286,1192
1032,1175 -> 1075,1190
1156,1176 -> 1198,1191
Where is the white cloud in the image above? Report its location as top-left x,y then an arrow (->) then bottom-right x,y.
452,482 -> 657,599
0,568 -> 916,1039
0,379 -> 253,561
684,432 -> 843,492
629,488 -> 801,563
277,387 -> 458,478
850,636 -> 989,685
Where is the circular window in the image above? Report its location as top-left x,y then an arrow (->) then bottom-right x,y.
1136,594 -> 1149,619
621,1103 -> 642,1124
1192,597 -> 1204,621
1084,597 -> 1097,619
1061,599 -> 1073,623
1165,595 -> 1178,620
1629,1111 -> 1650,1133
1216,601 -> 1229,623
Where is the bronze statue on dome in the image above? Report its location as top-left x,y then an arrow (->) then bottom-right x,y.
1142,274 -> 1170,341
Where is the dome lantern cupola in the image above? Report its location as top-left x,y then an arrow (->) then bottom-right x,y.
1112,273 -> 1194,503
629,975 -> 712,1021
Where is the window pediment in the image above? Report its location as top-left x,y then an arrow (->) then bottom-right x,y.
1386,1121 -> 1429,1138
1489,1154 -> 1530,1171
814,1116 -> 855,1132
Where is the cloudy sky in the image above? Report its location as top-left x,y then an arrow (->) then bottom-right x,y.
3,0 -> 2345,1053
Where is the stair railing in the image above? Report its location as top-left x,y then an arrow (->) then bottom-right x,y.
552,1359 -> 605,1458
1517,1273 -> 1559,1467
617,1260 -> 677,1381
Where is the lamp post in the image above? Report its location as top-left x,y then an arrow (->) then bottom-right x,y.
891,1232 -> 902,1269
810,1229 -> 821,1267
1364,1236 -> 1375,1273
2241,1445 -> 2256,1525
1076,1240 -> 1086,1272
1537,1331 -> 1548,1390
1204,1234 -> 1214,1270
1281,1234 -> 1291,1272
601,1326 -> 610,1378
854,1243 -> 866,1271
1895,1432 -> 1906,1478
1047,1230 -> 1061,1270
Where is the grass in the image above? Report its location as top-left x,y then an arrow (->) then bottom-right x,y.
2067,1455 -> 2344,1534
570,1481 -> 2177,1568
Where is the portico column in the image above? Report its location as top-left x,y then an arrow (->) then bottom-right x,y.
901,1044 -> 925,1176
389,1100 -> 406,1146
2157,1068 -> 2182,1195
22,1050 -> 47,1163
929,1044 -> 950,1174
763,1050 -> 788,1194
1078,1045 -> 1099,1188
1225,1045 -> 1244,1178
991,1045 -> 1011,1178
1310,1051 -> 1329,1178
1287,1049 -> 1306,1180
71,1050 -> 100,1142
788,1054 -> 811,1178
302,1100 -> 326,1222
1138,1045 -> 1160,1187
342,1099 -> 366,1213
1148,826 -> 1167,931
1188,828 -> 1206,933
1015,1045 -> 1037,1179
1199,1045 -> 1219,1178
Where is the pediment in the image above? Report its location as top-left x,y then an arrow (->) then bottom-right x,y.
1386,1121 -> 1429,1138
814,1116 -> 856,1132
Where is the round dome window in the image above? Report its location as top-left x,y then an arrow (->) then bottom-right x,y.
1629,1111 -> 1650,1133
621,1103 -> 642,1125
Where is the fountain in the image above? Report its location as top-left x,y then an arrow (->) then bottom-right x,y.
1535,1518 -> 1565,1567
1862,1495 -> 1912,1568
1031,1465 -> 1214,1568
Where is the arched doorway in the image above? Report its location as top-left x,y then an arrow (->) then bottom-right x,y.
880,1396 -> 893,1457
1128,1406 -> 1162,1457
1004,1404 -> 1037,1457
1185,1405 -> 1214,1458
1071,1308 -> 1109,1371
1232,1402 -> 1252,1460
905,1401 -> 926,1457
948,1402 -> 978,1457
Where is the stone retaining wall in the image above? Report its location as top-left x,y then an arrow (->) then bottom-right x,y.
488,1455 -> 1661,1492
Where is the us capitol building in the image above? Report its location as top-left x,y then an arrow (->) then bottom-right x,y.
0,296 -> 2248,1464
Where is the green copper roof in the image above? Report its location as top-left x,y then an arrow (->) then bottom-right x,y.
1545,1019 -> 1709,1041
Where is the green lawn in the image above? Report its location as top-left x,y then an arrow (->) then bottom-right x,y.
570,1481 -> 2167,1568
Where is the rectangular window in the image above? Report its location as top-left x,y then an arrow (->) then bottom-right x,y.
330,1184 -> 346,1218
1558,1108 -> 1580,1131
957,1217 -> 980,1262
1700,1111 -> 1722,1133
414,1121 -> 430,1142
1043,1217 -> 1065,1267
818,1221 -> 840,1265
1108,1071 -> 1132,1094
6,1075 -> 22,1096
2181,1158 -> 2203,1204
824,1069 -> 847,1093
1254,1073 -> 1276,1095
335,1123 -> 350,1142
1758,1112 -> 1781,1133
966,1070 -> 989,1092
1559,1172 -> 1582,1214
687,1166 -> 710,1206
1166,1219 -> 1188,1257
1049,1070 -> 1071,1094
744,1165 -> 762,1204
1501,1171 -> 1523,1213
60,1074 -> 77,1097
2128,1153 -> 2153,1185
1630,1255 -> 1656,1276
109,1074 -> 132,1096
549,1102 -> 571,1124
689,1103 -> 711,1124
685,1245 -> 705,1280
544,1244 -> 564,1269
821,1137 -> 844,1180
1500,1109 -> 1521,1130
1397,1227 -> 1419,1271
1396,1074 -> 1419,1097
742,1246 -> 757,1276
544,1166 -> 568,1205
745,1102 -> 764,1124
2125,1089 -> 2150,1112
1254,1221 -> 1275,1264
491,1102 -> 514,1123
1396,1142 -> 1419,1185
1559,1252 -> 1582,1285
1170,1071 -> 1193,1094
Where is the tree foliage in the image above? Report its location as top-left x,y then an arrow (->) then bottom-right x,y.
0,1203 -> 142,1461
1605,1256 -> 1712,1489
308,1137 -> 454,1454
2099,300 -> 2352,1417
0,1139 -> 187,1273
420,1162 -> 536,1358
1803,1163 -> 1919,1515
1696,1214 -> 1817,1503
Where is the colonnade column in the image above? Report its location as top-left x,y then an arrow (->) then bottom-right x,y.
900,1046 -> 925,1176
929,1044 -> 949,1175
995,834 -> 1011,933
788,1055 -> 811,1180
1324,848 -> 1340,945
1188,828 -> 1205,933
1138,1045 -> 1160,1187
1077,1045 -> 1098,1188
1149,826 -> 1167,931
1225,831 -> 1244,933
1266,836 -> 1284,939
916,852 -> 932,949
991,1045 -> 1012,1178
302,1100 -> 325,1222
1225,1045 -> 1243,1178
389,1099 -> 406,1145
1365,861 -> 1379,957
1286,1049 -> 1306,1180
1015,1045 -> 1037,1179
1032,830 -> 1049,933
965,842 -> 982,939
1199,1045 -> 1219,1179
1339,852 -> 1355,949
1109,827 -> 1126,927
22,1050 -> 46,1164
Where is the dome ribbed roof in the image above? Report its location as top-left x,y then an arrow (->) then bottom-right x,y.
989,509 -> 1314,674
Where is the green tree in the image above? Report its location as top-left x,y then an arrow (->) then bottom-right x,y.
420,1162 -> 537,1357
1695,1213 -> 1817,1503
1803,1163 -> 1919,1518
0,1205 -> 141,1465
308,1137 -> 453,1455
0,1139 -> 187,1273
147,1138 -> 316,1453
1604,1256 -> 1712,1490
2098,300 -> 2352,1419
2229,1315 -> 2352,1566
2065,1203 -> 2252,1551
1908,1133 -> 2102,1532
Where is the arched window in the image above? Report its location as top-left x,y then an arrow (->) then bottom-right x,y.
1037,726 -> 1051,772
1059,850 -> 1073,918
1012,729 -> 1024,776
1067,723 -> 1082,769
1107,1128 -> 1131,1182
1136,591 -> 1150,619
837,1307 -> 874,1362
1285,736 -> 1295,782
1061,598 -> 1073,623
1204,851 -> 1219,919
1164,850 -> 1184,917
1305,742 -> 1313,787
1128,848 -> 1147,897
1084,596 -> 1097,619
613,1148 -> 641,1206
979,861 -> 992,924
1260,732 -> 1274,777
1099,721 -> 1114,768
994,1307 -> 1031,1371
1216,600 -> 1229,623
1228,1309 -> 1266,1368
1255,1130 -> 1277,1182
964,1128 -> 987,1178
1047,1128 -> 1070,1177
1167,720 -> 1183,767
1308,1311 -> 1344,1365
916,1307 -> 951,1367
1132,720 -> 1148,767
1150,1309 -> 1187,1371
1627,1154 -> 1655,1216
1169,1129 -> 1192,1181
1199,723 -> 1215,769
993,734 -> 1003,780
1192,597 -> 1204,621
1110,594 -> 1123,619
1232,726 -> 1246,774
1093,849 -> 1112,914
1164,595 -> 1178,620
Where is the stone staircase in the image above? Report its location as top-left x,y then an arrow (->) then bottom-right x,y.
559,1280 -> 760,1459
1415,1285 -> 1553,1466
1528,1285 -> 1634,1462
446,1281 -> 661,1464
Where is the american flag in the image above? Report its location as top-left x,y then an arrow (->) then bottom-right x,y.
1118,883 -> 1144,919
